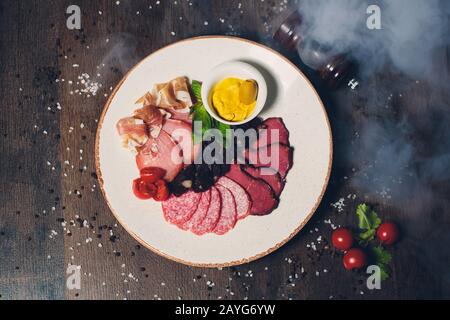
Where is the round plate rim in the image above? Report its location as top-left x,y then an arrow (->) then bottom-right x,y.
95,35 -> 333,268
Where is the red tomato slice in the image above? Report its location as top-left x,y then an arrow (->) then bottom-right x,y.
140,167 -> 167,183
132,178 -> 157,200
153,179 -> 170,201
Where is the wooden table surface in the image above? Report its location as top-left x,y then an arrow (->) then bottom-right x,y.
1,0 -> 449,300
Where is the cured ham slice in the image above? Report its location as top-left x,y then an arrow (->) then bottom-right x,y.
116,117 -> 148,150
217,176 -> 251,220
191,187 -> 221,235
167,108 -> 192,124
213,185 -> 237,235
245,143 -> 293,179
180,190 -> 211,231
162,119 -> 199,165
226,165 -> 278,216
243,166 -> 284,197
171,77 -> 193,108
252,117 -> 290,149
162,191 -> 201,227
136,130 -> 183,181
136,77 -> 193,111
133,105 -> 164,138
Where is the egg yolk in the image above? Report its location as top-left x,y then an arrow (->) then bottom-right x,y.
211,78 -> 258,122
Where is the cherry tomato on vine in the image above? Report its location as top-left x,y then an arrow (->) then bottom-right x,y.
332,228 -> 354,251
343,248 -> 367,270
377,222 -> 399,245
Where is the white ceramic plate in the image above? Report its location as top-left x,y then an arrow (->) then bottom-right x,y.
96,36 -> 332,267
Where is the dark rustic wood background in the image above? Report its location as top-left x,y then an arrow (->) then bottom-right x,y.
1,0 -> 449,300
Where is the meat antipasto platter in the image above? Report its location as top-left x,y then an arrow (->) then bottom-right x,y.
96,37 -> 332,266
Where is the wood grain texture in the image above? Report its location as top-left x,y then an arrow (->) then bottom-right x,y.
0,0 -> 449,300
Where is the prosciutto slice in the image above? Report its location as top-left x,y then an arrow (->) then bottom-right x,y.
134,105 -> 164,138
116,117 -> 148,150
135,77 -> 193,111
136,131 -> 183,181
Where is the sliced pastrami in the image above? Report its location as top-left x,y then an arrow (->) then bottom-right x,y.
226,165 -> 278,216
243,166 -> 284,197
252,117 -> 290,148
245,143 -> 293,179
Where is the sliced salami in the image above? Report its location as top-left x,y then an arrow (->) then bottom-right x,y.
213,185 -> 238,235
191,187 -> 221,236
217,176 -> 251,220
162,191 -> 201,227
180,190 -> 211,231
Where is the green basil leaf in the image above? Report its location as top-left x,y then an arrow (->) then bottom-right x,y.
191,80 -> 202,103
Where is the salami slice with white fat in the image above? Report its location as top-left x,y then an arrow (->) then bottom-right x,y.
191,187 -> 221,235
217,176 -> 251,220
180,190 -> 211,231
213,185 -> 237,235
162,191 -> 201,227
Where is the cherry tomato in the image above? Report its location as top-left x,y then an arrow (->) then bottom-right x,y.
343,248 -> 367,270
140,167 -> 166,183
132,178 -> 157,200
153,179 -> 170,201
332,228 -> 354,251
377,222 -> 399,245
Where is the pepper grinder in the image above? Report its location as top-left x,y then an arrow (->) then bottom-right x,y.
273,10 -> 360,91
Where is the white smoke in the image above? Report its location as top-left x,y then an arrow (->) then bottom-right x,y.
294,0 -> 450,287
298,0 -> 450,80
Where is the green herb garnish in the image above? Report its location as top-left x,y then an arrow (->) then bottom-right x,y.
356,203 -> 381,244
191,80 -> 203,103
190,80 -> 231,147
371,246 -> 392,281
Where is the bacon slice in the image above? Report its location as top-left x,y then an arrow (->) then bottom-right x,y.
136,131 -> 183,181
